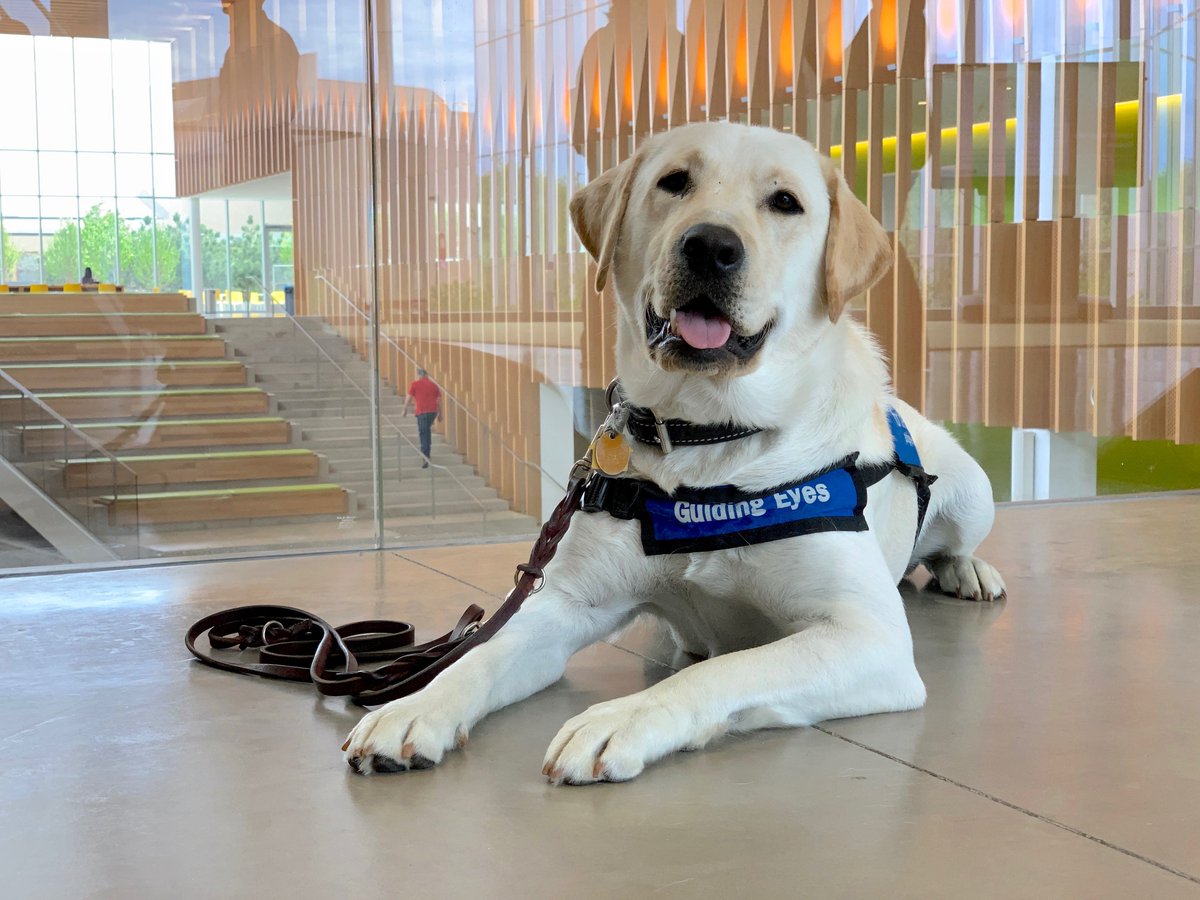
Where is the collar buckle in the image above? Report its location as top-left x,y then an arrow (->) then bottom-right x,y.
654,418 -> 674,453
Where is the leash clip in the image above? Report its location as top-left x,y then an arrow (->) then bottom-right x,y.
514,563 -> 545,593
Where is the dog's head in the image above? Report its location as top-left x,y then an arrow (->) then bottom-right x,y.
570,122 -> 891,383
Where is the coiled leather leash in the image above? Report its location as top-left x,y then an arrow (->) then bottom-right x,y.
185,464 -> 589,706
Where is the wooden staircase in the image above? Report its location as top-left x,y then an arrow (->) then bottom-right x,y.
0,293 -> 353,533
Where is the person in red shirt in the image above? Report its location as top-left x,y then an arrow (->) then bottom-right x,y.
404,368 -> 442,467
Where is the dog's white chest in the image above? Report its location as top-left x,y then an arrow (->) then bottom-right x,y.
681,553 -> 734,590
638,552 -> 789,657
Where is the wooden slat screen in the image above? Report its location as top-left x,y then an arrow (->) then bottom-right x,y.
173,1 -> 1200,517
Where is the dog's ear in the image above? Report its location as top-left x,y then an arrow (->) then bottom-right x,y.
821,158 -> 892,323
570,153 -> 642,292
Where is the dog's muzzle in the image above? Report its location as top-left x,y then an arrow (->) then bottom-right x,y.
645,298 -> 773,369
643,223 -> 774,371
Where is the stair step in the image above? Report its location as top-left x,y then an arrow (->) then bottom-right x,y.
234,349 -> 354,363
206,314 -> 526,532
252,383 -> 376,397
64,448 -> 321,490
0,388 -> 270,421
332,462 -> 477,480
307,443 -> 458,463
17,416 -> 291,454
250,378 -> 368,390
277,399 -> 403,412
0,293 -> 191,315
0,312 -> 206,338
385,511 -> 538,541
0,361 -> 247,391
0,335 -> 227,363
97,483 -> 350,527
375,497 -> 511,516
341,479 -> 497,500
300,424 -> 419,438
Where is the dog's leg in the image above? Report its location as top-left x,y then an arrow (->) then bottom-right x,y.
343,584 -> 636,775
543,538 -> 926,785
913,426 -> 1007,602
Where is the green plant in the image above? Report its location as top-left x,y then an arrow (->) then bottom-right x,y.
0,227 -> 18,281
229,215 -> 265,293
39,205 -> 186,290
43,205 -> 117,284
200,215 -> 268,294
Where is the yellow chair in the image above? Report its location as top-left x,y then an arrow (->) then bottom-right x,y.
63,283 -> 83,293
98,283 -> 117,292
30,284 -> 49,293
0,285 -> 9,293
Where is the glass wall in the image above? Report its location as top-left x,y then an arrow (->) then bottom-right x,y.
0,34 -> 181,290
195,197 -> 293,316
0,1 -> 1196,573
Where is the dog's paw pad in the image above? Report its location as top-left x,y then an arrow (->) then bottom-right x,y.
370,754 -> 408,774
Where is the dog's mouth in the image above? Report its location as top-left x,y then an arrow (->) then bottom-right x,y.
645,296 -> 773,370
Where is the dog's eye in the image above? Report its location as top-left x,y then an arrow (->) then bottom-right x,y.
656,170 -> 690,196
768,190 -> 804,215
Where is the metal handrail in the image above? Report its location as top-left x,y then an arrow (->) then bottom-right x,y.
271,308 -> 492,522
0,365 -> 141,555
313,273 -> 568,493
0,367 -> 138,479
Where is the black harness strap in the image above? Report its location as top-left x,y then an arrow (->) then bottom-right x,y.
857,457 -> 936,541
582,405 -> 936,557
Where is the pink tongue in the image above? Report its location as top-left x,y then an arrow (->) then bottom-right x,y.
674,309 -> 732,350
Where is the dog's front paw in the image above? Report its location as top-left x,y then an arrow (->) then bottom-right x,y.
542,696 -> 711,785
929,555 -> 1007,602
342,692 -> 470,775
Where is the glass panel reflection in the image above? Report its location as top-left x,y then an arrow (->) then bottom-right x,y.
0,0 -> 1195,574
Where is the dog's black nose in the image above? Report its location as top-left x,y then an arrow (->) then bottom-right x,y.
680,223 -> 744,278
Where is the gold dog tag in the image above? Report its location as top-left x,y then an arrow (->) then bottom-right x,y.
593,431 -> 631,475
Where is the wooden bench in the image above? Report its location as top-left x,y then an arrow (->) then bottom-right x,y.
0,335 -> 227,363
0,294 -> 190,315
0,388 -> 270,422
97,483 -> 349,527
63,449 -> 321,490
18,416 -> 291,454
0,361 -> 248,391
0,313 -> 207,338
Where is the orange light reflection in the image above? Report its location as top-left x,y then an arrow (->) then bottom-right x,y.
827,0 -> 843,71
657,33 -> 670,114
623,50 -> 634,120
880,0 -> 897,54
778,3 -> 794,83
734,8 -> 749,93
590,62 -> 601,127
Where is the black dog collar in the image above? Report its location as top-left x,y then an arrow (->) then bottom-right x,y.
607,380 -> 763,452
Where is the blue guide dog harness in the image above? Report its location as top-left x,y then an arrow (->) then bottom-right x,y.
580,404 -> 935,557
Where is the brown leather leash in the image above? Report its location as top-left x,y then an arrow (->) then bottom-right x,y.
185,464 -> 589,706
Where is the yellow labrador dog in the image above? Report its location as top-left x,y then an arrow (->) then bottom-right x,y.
344,122 -> 1004,783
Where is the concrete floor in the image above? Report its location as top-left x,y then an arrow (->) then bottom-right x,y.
2,496 -> 1199,898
